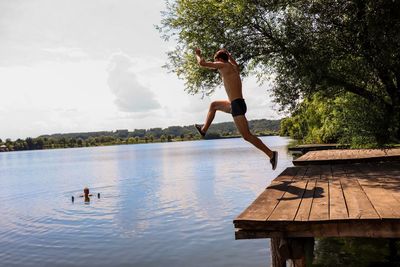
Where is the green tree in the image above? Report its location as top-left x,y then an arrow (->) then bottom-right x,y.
59,137 -> 67,148
87,137 -> 96,146
5,138 -> 13,150
160,134 -> 166,142
36,138 -> 45,149
160,0 -> 400,143
69,138 -> 77,148
280,92 -> 387,147
26,137 -> 34,150
77,138 -> 83,147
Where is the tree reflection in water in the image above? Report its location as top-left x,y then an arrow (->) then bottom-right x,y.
313,238 -> 400,267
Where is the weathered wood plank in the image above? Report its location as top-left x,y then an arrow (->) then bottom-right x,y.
235,167 -> 305,221
294,179 -> 317,221
235,220 -> 400,239
267,178 -> 309,221
356,176 -> 400,218
294,166 -> 321,221
351,163 -> 400,219
332,166 -> 379,219
308,178 -> 329,221
293,148 -> 400,166
288,144 -> 349,153
328,165 -> 348,220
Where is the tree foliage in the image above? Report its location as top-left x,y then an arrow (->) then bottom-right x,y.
159,0 -> 400,142
280,92 -> 387,147
314,237 -> 394,267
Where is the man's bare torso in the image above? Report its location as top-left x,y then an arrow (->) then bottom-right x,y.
218,63 -> 243,102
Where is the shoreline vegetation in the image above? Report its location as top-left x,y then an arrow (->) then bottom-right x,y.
0,119 -> 280,152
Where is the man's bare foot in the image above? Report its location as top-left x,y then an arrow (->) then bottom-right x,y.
194,124 -> 206,137
270,151 -> 278,170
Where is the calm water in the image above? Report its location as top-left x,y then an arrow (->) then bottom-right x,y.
0,136 -> 293,267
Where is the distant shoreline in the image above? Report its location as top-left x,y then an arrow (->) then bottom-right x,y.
0,133 -> 279,153
0,119 -> 281,153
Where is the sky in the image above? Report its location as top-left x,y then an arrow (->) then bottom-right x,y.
0,0 -> 281,140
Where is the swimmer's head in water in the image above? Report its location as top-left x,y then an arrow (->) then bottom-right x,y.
84,187 -> 89,195
214,50 -> 229,62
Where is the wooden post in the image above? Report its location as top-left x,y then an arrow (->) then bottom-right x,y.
271,237 -> 286,267
304,237 -> 314,267
270,237 -> 314,267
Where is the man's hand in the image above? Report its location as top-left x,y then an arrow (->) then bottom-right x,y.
195,48 -> 205,65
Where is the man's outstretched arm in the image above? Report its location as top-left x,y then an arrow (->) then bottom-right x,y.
195,48 -> 224,69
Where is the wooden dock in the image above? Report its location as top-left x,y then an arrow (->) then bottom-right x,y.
288,144 -> 349,154
234,149 -> 400,266
293,148 -> 400,166
235,162 -> 400,239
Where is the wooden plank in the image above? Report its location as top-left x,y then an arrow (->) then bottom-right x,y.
359,162 -> 400,177
305,152 -> 317,161
267,178 -> 309,221
274,167 -> 300,182
235,220 -> 400,239
235,167 -> 305,221
293,148 -> 400,166
308,178 -> 329,221
372,163 -> 400,205
356,175 -> 400,218
328,165 -> 348,220
296,166 -> 326,223
332,165 -> 379,219
351,163 -> 400,219
299,152 -> 312,161
294,178 -> 317,221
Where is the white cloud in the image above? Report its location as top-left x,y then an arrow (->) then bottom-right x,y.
0,0 -> 166,66
107,53 -> 161,112
0,0 -> 282,139
42,47 -> 88,60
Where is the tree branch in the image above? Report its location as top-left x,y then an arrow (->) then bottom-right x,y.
324,74 -> 390,108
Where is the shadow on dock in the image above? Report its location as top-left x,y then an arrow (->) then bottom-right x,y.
269,181 -> 324,201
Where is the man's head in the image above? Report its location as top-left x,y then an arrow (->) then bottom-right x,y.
84,187 -> 89,196
214,49 -> 229,62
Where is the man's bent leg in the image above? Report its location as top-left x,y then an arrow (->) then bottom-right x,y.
233,115 -> 274,159
201,100 -> 231,134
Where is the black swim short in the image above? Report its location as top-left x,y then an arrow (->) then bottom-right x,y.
231,98 -> 247,117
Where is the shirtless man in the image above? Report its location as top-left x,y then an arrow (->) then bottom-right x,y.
194,48 -> 278,170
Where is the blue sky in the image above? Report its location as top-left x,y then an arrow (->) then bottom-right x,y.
0,0 -> 280,140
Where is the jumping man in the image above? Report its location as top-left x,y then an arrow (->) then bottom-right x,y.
194,48 -> 278,170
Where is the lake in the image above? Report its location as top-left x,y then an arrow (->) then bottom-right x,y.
0,136 -> 294,267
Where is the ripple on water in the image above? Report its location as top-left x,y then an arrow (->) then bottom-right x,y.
0,137 -> 292,267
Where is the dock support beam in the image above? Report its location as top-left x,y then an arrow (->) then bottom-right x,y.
271,237 -> 314,267
271,237 -> 286,267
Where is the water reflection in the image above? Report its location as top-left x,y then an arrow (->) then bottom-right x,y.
0,137 -> 294,267
314,237 -> 399,267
